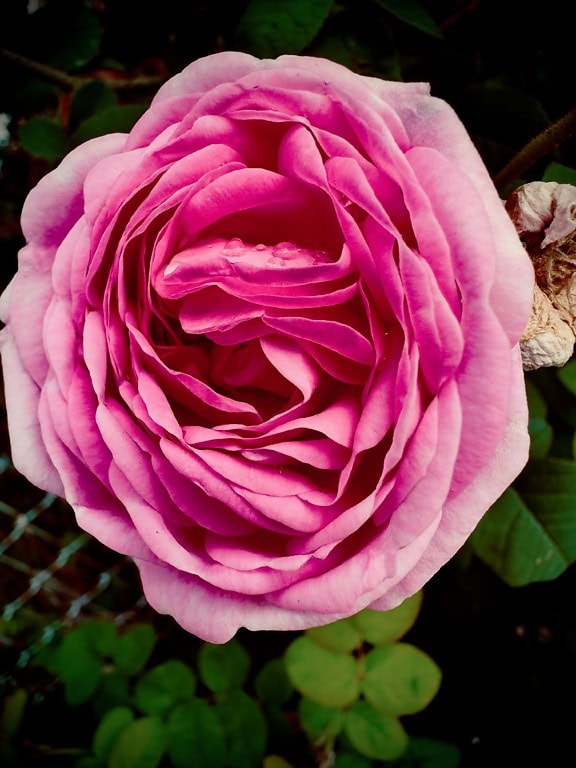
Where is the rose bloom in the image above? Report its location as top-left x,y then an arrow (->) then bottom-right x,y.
0,53 -> 533,642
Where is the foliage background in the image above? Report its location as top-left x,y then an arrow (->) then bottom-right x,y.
2,0 -> 576,766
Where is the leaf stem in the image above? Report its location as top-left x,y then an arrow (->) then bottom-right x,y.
494,105 -> 576,194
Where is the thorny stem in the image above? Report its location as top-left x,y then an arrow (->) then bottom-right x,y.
494,105 -> 576,195
0,47 -> 165,92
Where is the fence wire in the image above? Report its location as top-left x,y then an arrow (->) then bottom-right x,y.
0,450 -> 146,681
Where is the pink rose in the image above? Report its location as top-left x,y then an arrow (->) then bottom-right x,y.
0,52 -> 533,642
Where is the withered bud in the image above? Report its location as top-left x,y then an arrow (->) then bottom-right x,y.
506,181 -> 576,370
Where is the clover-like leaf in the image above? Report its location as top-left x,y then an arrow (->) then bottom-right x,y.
108,716 -> 166,768
343,701 -> 408,761
135,661 -> 196,715
298,698 -> 345,741
334,754 -> 372,768
215,690 -> 267,768
167,700 -> 226,768
114,623 -> 156,677
254,659 -> 293,705
284,636 -> 360,708
198,638 -> 250,693
93,706 -> 135,761
352,591 -> 423,645
362,643 -> 442,716
306,617 -> 363,652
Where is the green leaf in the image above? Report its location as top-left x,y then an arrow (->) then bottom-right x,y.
558,360 -> 576,397
234,0 -> 334,58
30,4 -> 103,71
344,701 -> 408,761
284,636 -> 360,708
306,617 -> 363,653
263,757 -> 296,768
93,706 -> 135,761
19,118 -> 69,161
108,716 -> 166,768
198,638 -> 250,693
542,161 -> 576,185
298,698 -> 345,741
334,754 -> 372,768
362,643 -> 442,716
81,621 -> 118,658
75,758 -> 105,768
72,104 -> 148,146
56,630 -> 103,706
167,700 -> 226,768
114,624 -> 156,677
215,690 -> 267,768
92,671 -> 132,718
135,661 -> 196,715
395,737 -> 461,768
526,380 -> 553,458
471,459 -> 576,586
0,689 -> 27,739
371,0 -> 442,38
70,81 -> 117,132
352,591 -> 423,645
254,659 -> 293,705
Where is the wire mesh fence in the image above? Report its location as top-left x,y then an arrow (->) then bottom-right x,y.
0,444 -> 146,682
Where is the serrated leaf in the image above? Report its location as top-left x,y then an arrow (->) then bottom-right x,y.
72,104 -> 147,146
215,690 -> 267,768
70,81 -> 117,132
135,661 -> 196,715
93,706 -> 135,760
344,701 -> 408,761
352,591 -> 423,645
372,0 -> 442,38
167,700 -> 226,768
19,118 -> 69,161
471,460 -> 576,586
114,624 -> 156,676
307,617 -> 363,652
235,0 -> 334,58
362,643 -> 442,716
254,659 -> 293,705
284,636 -> 360,708
198,639 -> 250,693
298,698 -> 345,741
543,162 -> 576,185
108,716 -> 166,768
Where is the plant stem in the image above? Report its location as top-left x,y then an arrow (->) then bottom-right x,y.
0,47 -> 165,92
494,105 -> 576,194
0,47 -> 77,89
